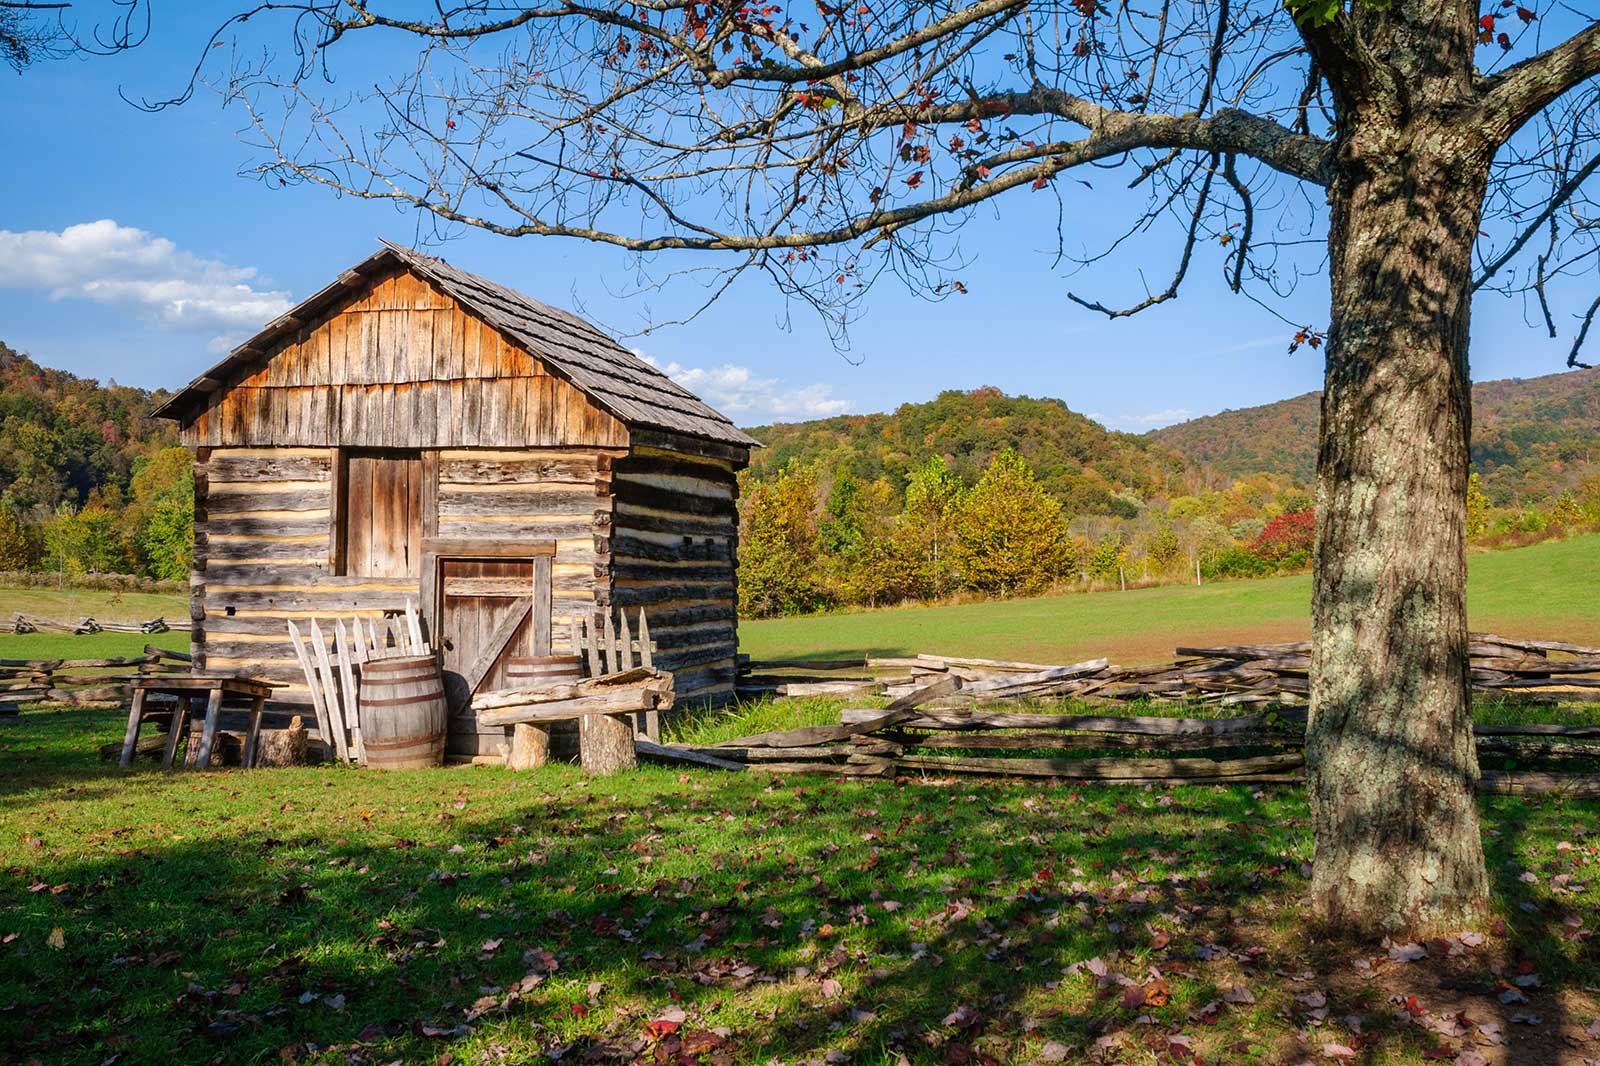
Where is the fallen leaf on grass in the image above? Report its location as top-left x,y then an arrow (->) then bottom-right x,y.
46,927 -> 64,950
1222,984 -> 1255,1005
523,948 -> 559,973
644,1006 -> 687,1039
942,1005 -> 980,1028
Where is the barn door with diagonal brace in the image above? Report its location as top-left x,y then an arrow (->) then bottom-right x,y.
425,546 -> 553,757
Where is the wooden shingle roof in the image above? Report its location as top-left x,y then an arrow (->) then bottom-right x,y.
154,241 -> 759,448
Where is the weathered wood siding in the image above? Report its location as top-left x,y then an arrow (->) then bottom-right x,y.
194,445 -> 612,713
179,264 -> 751,725
180,269 -> 628,450
607,432 -> 746,704
193,447 -> 414,703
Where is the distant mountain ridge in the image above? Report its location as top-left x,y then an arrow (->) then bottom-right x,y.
1149,366 -> 1600,503
746,386 -> 1199,516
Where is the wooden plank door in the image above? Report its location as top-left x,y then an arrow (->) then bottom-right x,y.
343,451 -> 423,577
438,556 -> 552,757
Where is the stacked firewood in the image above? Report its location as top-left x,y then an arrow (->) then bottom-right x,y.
1,645 -> 191,713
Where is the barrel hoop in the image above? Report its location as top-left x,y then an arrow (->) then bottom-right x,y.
361,657 -> 439,673
360,690 -> 445,708
364,734 -> 442,752
359,669 -> 442,687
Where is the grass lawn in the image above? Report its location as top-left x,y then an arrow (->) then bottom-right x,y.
1,585 -> 188,626
740,533 -> 1600,666
3,702 -> 1599,1065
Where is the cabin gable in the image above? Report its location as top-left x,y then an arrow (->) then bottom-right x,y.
181,267 -> 629,450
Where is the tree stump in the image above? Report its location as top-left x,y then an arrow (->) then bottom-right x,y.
579,713 -> 636,774
507,723 -> 551,771
256,715 -> 308,767
183,729 -> 242,767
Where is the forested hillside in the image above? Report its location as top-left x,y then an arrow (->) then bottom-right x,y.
1151,366 -> 1600,503
0,344 -> 192,579
4,345 -> 1596,608
747,386 -> 1199,517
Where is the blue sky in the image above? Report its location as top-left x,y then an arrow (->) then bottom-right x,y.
0,8 -> 1588,431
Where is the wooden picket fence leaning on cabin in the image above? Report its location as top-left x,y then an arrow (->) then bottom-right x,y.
287,600 -> 432,766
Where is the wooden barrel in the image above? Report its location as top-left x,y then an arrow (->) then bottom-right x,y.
358,654 -> 447,769
505,655 -> 584,687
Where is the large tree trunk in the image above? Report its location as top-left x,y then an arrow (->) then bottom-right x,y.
1307,119 -> 1491,937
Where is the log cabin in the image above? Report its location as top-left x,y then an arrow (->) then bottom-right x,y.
153,241 -> 757,759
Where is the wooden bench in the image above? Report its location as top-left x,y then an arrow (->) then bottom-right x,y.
470,609 -> 670,774
118,676 -> 277,770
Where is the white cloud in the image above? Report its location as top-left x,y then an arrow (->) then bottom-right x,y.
642,355 -> 850,423
0,220 -> 293,348
1088,408 -> 1195,431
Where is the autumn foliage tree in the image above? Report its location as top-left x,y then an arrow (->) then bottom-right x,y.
1252,509 -> 1316,564
894,456 -> 966,598
953,448 -> 1074,596
169,0 -> 1600,935
736,464 -> 829,617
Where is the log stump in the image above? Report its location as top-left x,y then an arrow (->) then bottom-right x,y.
256,715 -> 309,767
507,723 -> 550,771
579,713 -> 636,774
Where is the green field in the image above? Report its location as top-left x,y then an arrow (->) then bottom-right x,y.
2,533 -> 1596,668
740,533 -> 1600,665
1,584 -> 188,624
3,538 -> 1599,1063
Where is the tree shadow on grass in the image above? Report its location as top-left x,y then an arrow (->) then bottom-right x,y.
12,765 -> 1583,1066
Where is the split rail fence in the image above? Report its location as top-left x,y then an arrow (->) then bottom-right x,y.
10,612 -> 191,635
636,634 -> 1600,795
1,645 -> 191,715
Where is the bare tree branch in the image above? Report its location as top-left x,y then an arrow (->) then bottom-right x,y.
1478,17 -> 1600,145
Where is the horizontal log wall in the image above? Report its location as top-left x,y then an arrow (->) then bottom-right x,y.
437,448 -> 608,635
195,445 -> 617,721
608,439 -> 746,704
192,446 -> 406,705
181,269 -> 628,450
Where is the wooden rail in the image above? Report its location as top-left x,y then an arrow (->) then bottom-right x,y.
656,640 -> 1600,792
1,645 -> 192,712
11,612 -> 192,635
737,634 -> 1600,706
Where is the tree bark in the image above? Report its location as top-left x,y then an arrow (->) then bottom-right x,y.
1307,112 -> 1491,936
